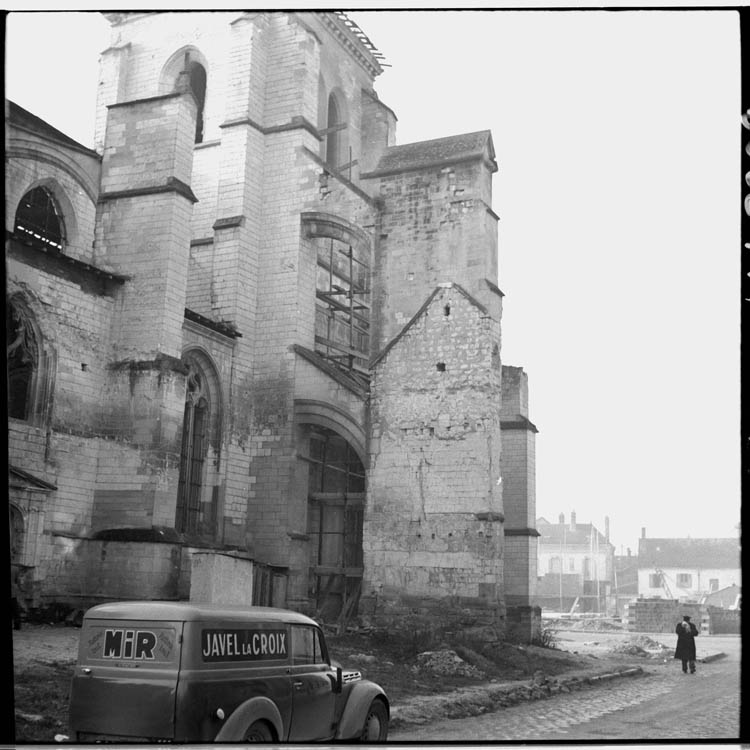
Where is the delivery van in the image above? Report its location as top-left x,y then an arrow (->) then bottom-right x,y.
68,601 -> 389,742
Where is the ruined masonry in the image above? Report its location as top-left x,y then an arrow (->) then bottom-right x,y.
6,11 -> 540,641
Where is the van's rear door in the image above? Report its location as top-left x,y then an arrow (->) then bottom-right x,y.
69,618 -> 183,740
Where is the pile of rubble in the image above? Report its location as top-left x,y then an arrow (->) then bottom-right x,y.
414,649 -> 486,679
567,618 -> 625,632
605,634 -> 670,658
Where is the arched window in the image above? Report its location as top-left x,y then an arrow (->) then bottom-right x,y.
187,60 -> 207,144
176,351 -> 221,536
177,360 -> 209,534
313,235 -> 370,381
302,425 -> 365,622
10,505 -> 25,565
14,186 -> 64,250
7,300 -> 39,421
160,47 -> 208,143
326,94 -> 341,168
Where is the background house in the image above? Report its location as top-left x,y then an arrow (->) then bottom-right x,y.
702,583 -> 740,609
536,512 -> 615,614
612,551 -> 639,618
637,533 -> 741,602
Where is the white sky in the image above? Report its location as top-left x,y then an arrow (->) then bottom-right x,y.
5,8 -> 742,553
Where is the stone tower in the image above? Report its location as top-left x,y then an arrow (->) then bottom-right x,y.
359,133 -> 507,639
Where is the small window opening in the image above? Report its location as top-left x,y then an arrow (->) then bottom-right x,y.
436,362 -> 446,372
7,301 -> 38,421
189,63 -> 207,143
180,53 -> 207,144
177,363 -> 209,534
326,95 -> 340,168
14,187 -> 64,250
444,304 -> 451,317
10,504 -> 25,565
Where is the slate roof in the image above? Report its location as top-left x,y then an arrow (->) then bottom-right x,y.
703,583 -> 740,608
9,465 -> 57,492
536,517 -> 610,547
365,130 -> 495,177
7,100 -> 99,157
638,538 -> 740,569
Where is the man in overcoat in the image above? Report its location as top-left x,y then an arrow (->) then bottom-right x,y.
674,614 -> 699,674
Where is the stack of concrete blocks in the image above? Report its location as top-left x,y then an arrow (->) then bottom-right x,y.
705,606 -> 740,634
625,598 -> 707,633
190,551 -> 254,605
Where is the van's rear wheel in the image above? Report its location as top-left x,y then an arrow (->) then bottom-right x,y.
244,720 -> 274,742
360,699 -> 388,742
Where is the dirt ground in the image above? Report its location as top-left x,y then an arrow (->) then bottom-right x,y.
12,624 -> 81,743
11,620 -> 661,743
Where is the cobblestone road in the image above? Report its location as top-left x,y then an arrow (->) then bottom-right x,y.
390,639 -> 740,742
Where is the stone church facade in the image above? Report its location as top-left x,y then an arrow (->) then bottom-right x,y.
7,11 -> 539,641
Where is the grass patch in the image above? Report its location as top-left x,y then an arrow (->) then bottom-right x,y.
14,659 -> 75,742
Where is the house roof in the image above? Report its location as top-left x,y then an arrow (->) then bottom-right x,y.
703,583 -> 740,608
364,130 -> 496,177
7,100 -> 99,157
536,517 -> 610,548
9,465 -> 57,492
638,538 -> 740,569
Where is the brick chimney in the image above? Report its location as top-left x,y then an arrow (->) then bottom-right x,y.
641,527 -> 646,539
570,511 -> 577,532
605,516 -> 610,543
559,513 -> 565,525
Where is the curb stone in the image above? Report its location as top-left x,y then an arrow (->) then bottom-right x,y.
389,666 -> 644,729
698,652 -> 726,664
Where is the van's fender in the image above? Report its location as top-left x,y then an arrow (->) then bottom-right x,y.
335,681 -> 389,740
213,696 -> 284,742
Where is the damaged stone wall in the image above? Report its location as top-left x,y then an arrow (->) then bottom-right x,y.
362,134 -> 500,353
362,286 -> 505,640
7,116 -> 118,606
9,12 -> 542,625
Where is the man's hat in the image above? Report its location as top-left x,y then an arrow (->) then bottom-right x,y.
683,615 -> 691,621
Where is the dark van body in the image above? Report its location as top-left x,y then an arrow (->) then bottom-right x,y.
69,601 -> 388,742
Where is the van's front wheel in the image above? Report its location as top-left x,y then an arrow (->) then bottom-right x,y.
244,721 -> 274,742
360,699 -> 388,742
